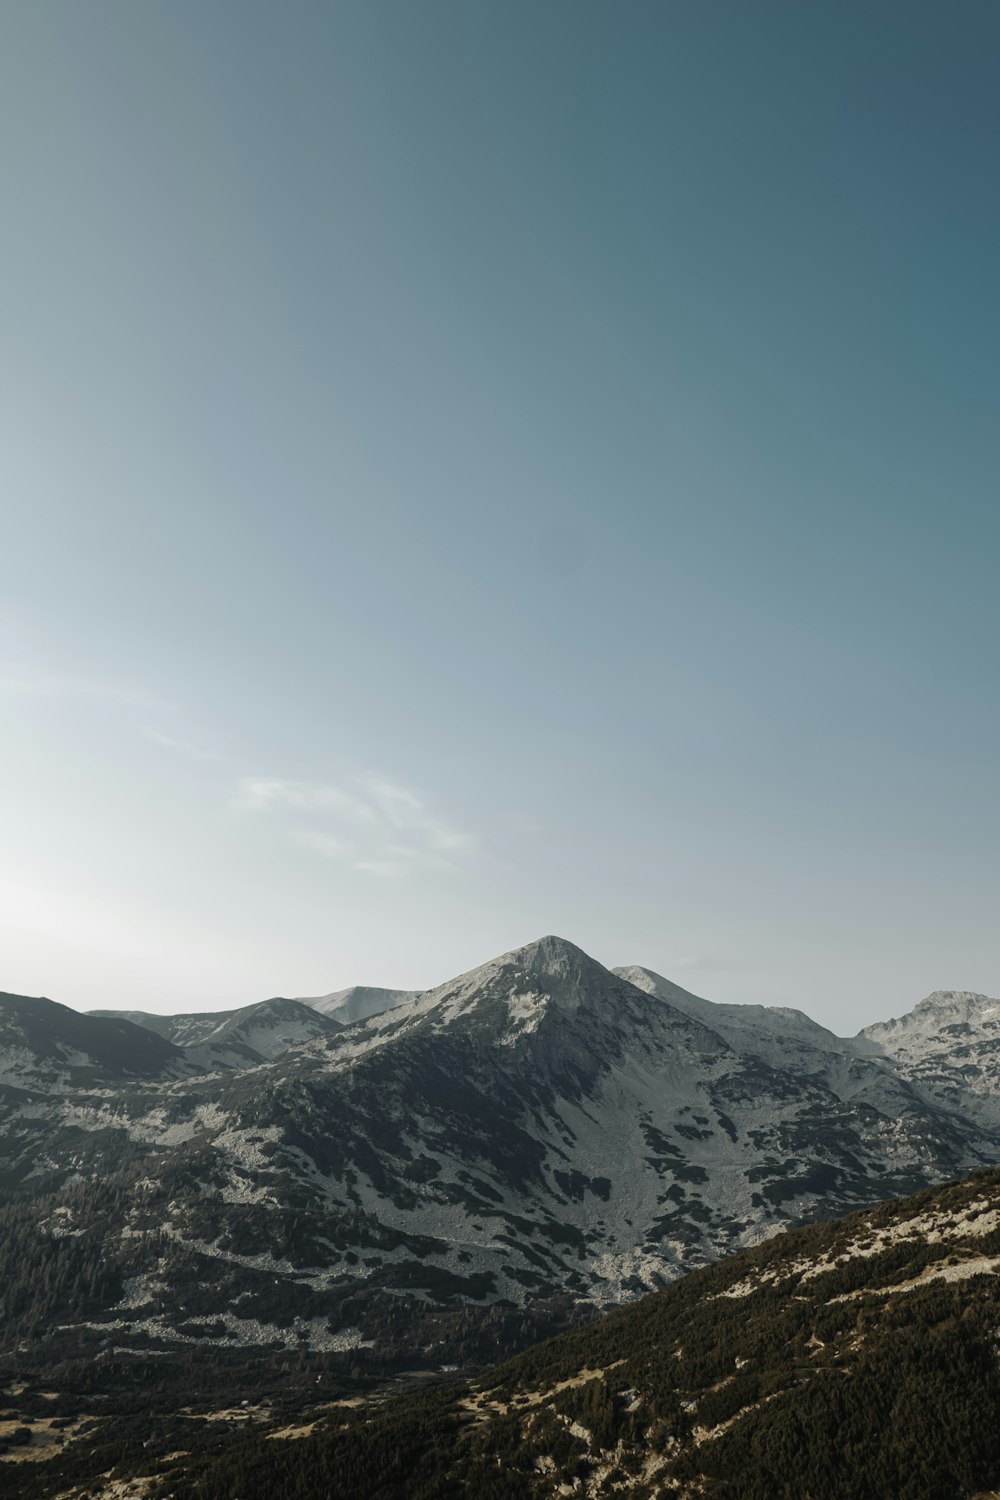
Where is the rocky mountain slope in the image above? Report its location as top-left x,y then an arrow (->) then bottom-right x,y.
859,988 -> 1000,1130
2,937 -> 1000,1376
161,1164 -> 1000,1500
10,1164 -> 1000,1500
87,996 -> 341,1064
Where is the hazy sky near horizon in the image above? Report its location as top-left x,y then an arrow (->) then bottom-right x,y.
2,2 -> 999,1030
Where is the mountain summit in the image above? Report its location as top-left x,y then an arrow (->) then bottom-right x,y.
399,933 -> 667,1028
3,940 -> 1000,1374
298,984 -> 420,1025
862,988 -> 1000,1039
859,988 -> 1000,1130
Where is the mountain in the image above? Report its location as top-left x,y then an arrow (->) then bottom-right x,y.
85,1006 -> 181,1037
3,936 -> 1000,1385
88,996 -> 342,1067
161,996 -> 340,1068
0,990 -> 188,1088
858,988 -> 1000,1130
298,984 -> 418,1025
615,963 -> 944,1115
137,1164 -> 1000,1500
88,1005 -> 239,1045
615,965 -> 847,1066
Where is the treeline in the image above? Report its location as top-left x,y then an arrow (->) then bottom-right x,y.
0,1179 -> 144,1346
146,1166 -> 1000,1500
7,1164 -> 1000,1498
0,1155 -> 587,1383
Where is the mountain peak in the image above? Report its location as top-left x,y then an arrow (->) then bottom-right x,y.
302,984 -> 419,1025
909,990 -> 1000,1030
504,933 -> 598,973
860,988 -> 1000,1046
919,989 -> 997,1010
384,934 -> 645,1040
484,935 -> 644,1004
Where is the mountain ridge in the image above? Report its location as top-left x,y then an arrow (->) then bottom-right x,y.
3,935 -> 1000,1379
84,937 -> 1000,1050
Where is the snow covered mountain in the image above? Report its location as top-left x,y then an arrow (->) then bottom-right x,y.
3,938 -> 1000,1372
93,986 -> 410,1042
858,988 -> 1000,1130
615,964 -> 942,1115
615,965 -> 846,1065
169,996 -> 342,1062
297,984 -> 418,1026
88,996 -> 342,1068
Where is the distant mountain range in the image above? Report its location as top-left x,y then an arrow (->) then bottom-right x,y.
87,994 -> 344,1068
294,983 -> 420,1025
2,936 -> 1000,1375
90,983 -> 418,1039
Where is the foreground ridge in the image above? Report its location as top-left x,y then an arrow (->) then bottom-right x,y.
17,1165 -> 1000,1499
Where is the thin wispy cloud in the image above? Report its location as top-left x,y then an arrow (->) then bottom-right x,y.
0,667 -> 171,712
235,774 -> 472,877
358,774 -> 470,852
354,858 -> 412,879
145,729 -> 222,762
294,829 -> 353,860
236,778 -> 379,825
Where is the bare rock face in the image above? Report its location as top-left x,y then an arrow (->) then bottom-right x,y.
858,988 -> 1000,1130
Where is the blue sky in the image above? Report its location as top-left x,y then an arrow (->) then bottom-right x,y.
2,2 -> 998,1028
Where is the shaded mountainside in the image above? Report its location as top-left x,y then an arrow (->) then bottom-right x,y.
87,997 -> 342,1065
0,992 -> 188,1086
9,1166 -> 1000,1500
3,938 -> 1000,1379
149,1167 -> 1000,1499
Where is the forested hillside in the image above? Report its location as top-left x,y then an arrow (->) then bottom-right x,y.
158,1166 -> 1000,1500
6,1166 -> 1000,1499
